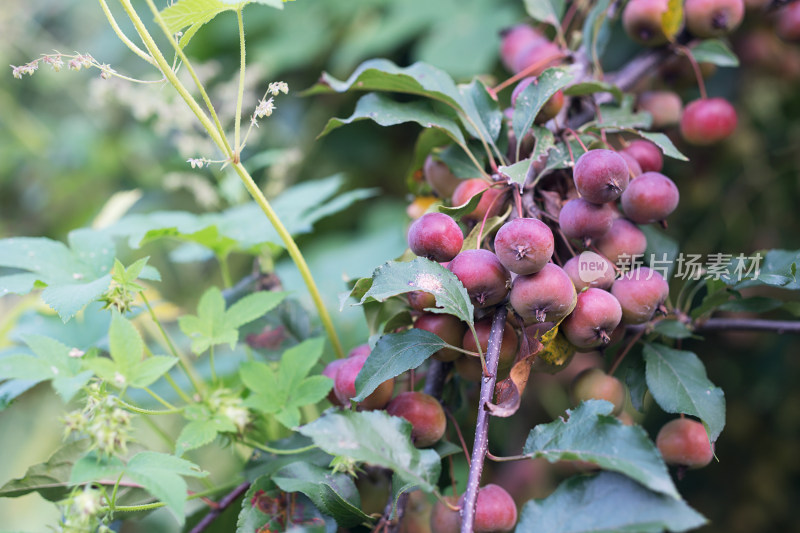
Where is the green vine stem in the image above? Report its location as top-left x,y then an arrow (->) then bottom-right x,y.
234,6 -> 246,156
242,438 -> 318,456
118,0 -> 344,358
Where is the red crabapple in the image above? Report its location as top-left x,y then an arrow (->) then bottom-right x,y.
621,139 -> 663,173
656,418 -> 714,468
414,312 -> 467,362
407,212 -> 463,263
637,91 -> 683,128
562,288 -> 623,350
680,98 -> 738,145
462,316 -> 518,370
451,179 -> 506,222
424,155 -> 461,198
448,249 -> 511,308
563,254 -> 616,291
620,171 -> 680,224
573,149 -> 630,204
571,368 -> 626,415
623,0 -> 678,46
611,267 -> 670,324
473,484 -> 517,533
559,198 -> 615,244
685,0 -> 744,38
334,354 -> 394,409
594,218 -> 648,265
510,263 -> 577,324
493,218 -> 554,275
386,391 -> 446,448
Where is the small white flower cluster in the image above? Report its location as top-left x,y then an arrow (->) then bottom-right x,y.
10,53 -> 115,80
187,157 -> 207,169
250,80 -> 289,129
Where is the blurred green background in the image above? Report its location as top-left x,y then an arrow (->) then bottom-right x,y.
0,0 -> 799,531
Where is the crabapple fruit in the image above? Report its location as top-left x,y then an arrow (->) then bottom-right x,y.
621,139 -> 663,173
611,267 -> 670,324
637,90 -> 683,128
563,254 -> 616,291
424,155 -> 461,198
448,249 -> 511,308
407,212 -> 463,263
573,149 -> 630,204
493,217 -> 554,275
386,391 -> 446,448
623,0 -> 678,46
680,98 -> 738,145
620,171 -> 680,224
462,316 -> 518,370
451,179 -> 506,222
656,418 -> 714,468
594,218 -> 648,264
334,354 -> 394,409
510,263 -> 577,324
571,368 -> 626,415
562,288 -> 623,350
473,484 -> 518,533
685,0 -> 744,38
559,198 -> 615,244
414,312 -> 467,362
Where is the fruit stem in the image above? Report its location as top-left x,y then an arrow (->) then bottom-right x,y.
674,44 -> 708,100
608,328 -> 645,375
460,306 -> 507,533
445,407 -> 472,467
234,6 -> 246,156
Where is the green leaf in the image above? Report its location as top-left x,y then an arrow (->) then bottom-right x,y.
304,59 -> 464,109
690,39 -> 739,68
717,296 -> 783,313
591,99 -> 652,130
359,258 -> 474,325
458,78 -> 503,145
517,472 -> 707,533
437,190 -> 484,221
237,475 -> 330,533
241,338 -> 332,429
353,329 -> 448,401
179,287 -> 285,355
630,131 -> 689,161
272,462 -> 371,528
643,343 -> 725,441
129,356 -> 178,388
460,206 -> 511,251
0,230 -> 115,321
175,416 -> 237,456
124,452 -> 207,523
298,410 -> 441,492
70,453 -> 125,485
582,0 -> 613,62
109,312 -> 144,376
641,224 -> 680,280
563,80 -> 623,101
317,93 -> 466,145
523,400 -> 679,498
617,349 -> 648,412
0,440 -> 89,501
725,249 -> 799,290
512,67 -> 577,160
161,0 -> 283,48
524,0 -> 566,29
653,320 -> 694,339
498,159 -> 531,188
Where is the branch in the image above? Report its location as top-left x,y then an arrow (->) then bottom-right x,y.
189,482 -> 251,533
695,317 -> 800,334
461,306 -> 508,533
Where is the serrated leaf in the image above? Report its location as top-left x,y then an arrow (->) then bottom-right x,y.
641,224 -> 680,280
524,0 -> 566,29
458,78 -> 503,146
512,67 -> 576,160
523,400 -> 679,498
563,80 -> 623,101
643,343 -> 725,441
498,159 -> 531,188
129,356 -> 178,388
517,472 -> 707,533
272,462 -> 371,528
0,440 -> 89,501
225,291 -> 287,329
175,417 -> 237,455
0,231 -> 115,321
360,258 -> 474,325
237,475 -> 330,533
353,329 -> 447,401
109,312 -> 144,376
437,190 -> 484,221
718,296 -> 783,313
161,0 -> 283,48
591,100 -> 652,130
298,410 -> 441,492
725,249 -> 799,290
317,93 -> 466,145
690,39 -> 739,67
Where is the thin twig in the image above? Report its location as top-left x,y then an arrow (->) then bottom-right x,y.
189,482 -> 251,533
461,306 -> 508,533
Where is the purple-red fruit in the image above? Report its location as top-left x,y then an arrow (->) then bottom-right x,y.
462,317 -> 519,370
623,0 -> 678,46
622,140 -> 663,173
408,290 -> 437,312
618,151 -> 643,178
776,2 -> 800,42
562,288 -> 623,350
621,171 -> 680,224
637,91 -> 683,128
500,25 -> 541,73
563,254 -> 616,291
510,263 -> 577,324
451,179 -> 506,222
510,34 -> 564,75
656,418 -> 714,468
571,368 -> 626,415
448,249 -> 511,308
429,496 -> 461,533
493,218 -> 554,275
414,312 -> 467,362
424,155 -> 461,198
559,199 -> 615,243
322,359 -> 346,406
680,98 -> 738,145
473,484 -> 518,533
334,354 -> 394,409
611,267 -> 670,324
408,212 -> 464,263
573,149 -> 630,204
386,392 -> 446,448
594,218 -> 648,265
685,0 -> 744,38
